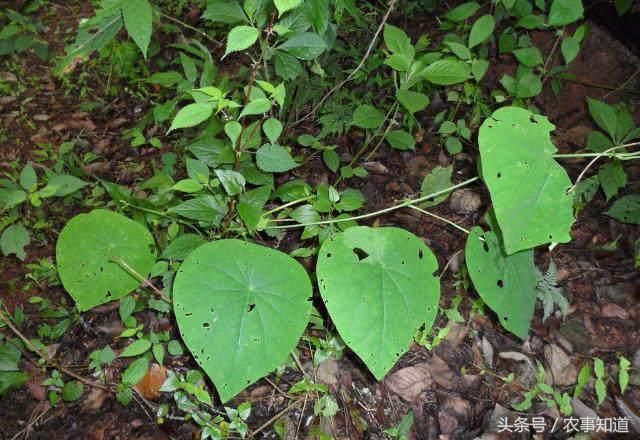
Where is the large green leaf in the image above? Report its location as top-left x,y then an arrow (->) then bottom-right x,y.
56,210 -> 156,311
169,103 -> 214,132
316,227 -> 440,379
466,225 -> 537,339
121,0 -> 152,58
173,240 -> 312,402
478,107 -> 574,254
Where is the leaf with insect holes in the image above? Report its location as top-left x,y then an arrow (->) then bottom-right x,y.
478,107 -> 574,254
121,0 -> 152,58
172,240 -> 312,402
316,227 -> 440,379
56,210 -> 156,311
256,144 -> 298,173
465,223 -> 537,339
169,103 -> 214,132
224,25 -> 260,57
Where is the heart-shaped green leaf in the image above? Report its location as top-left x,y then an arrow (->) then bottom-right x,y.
56,210 -> 156,311
478,107 -> 574,254
173,240 -> 312,402
465,225 -> 537,339
316,227 -> 440,379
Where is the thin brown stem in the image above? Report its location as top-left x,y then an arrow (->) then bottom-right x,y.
250,397 -> 305,437
111,257 -> 171,303
0,309 -> 111,393
291,0 -> 398,127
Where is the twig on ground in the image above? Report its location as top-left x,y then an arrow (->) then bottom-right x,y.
0,309 -> 111,393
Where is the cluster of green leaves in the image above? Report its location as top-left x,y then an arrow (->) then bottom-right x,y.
1,161 -> 88,260
0,8 -> 49,60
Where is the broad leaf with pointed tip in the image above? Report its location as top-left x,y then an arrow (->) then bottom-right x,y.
173,240 -> 312,403
316,227 -> 439,379
465,224 -> 537,339
478,107 -> 574,254
56,210 -> 156,311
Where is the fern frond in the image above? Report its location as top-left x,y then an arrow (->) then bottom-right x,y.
535,261 -> 569,321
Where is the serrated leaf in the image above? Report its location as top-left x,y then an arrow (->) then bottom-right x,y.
468,15 -> 495,49
466,226 -> 537,339
56,210 -> 156,311
170,195 -> 228,223
351,104 -> 384,130
169,103 -> 214,132
606,195 -> 640,225
224,25 -> 259,57
256,144 -> 298,172
385,130 -> 415,150
239,98 -> 272,119
598,160 -> 626,201
263,118 -> 283,144
421,59 -> 471,85
396,90 -> 429,114
173,240 -> 312,402
202,0 -> 248,23
215,169 -> 245,196
121,0 -> 152,58
478,107 -> 574,254
316,227 -> 440,379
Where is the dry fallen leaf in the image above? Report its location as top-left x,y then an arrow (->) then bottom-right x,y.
135,363 -> 167,400
544,344 -> 577,386
385,363 -> 432,402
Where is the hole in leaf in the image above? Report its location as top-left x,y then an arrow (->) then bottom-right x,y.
326,253 -> 332,258
247,303 -> 256,312
185,312 -> 193,317
202,322 -> 210,329
497,279 -> 504,288
353,248 -> 369,261
497,172 -> 502,178
418,249 -> 424,259
432,270 -> 439,277
503,316 -> 509,321
482,241 -> 489,252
